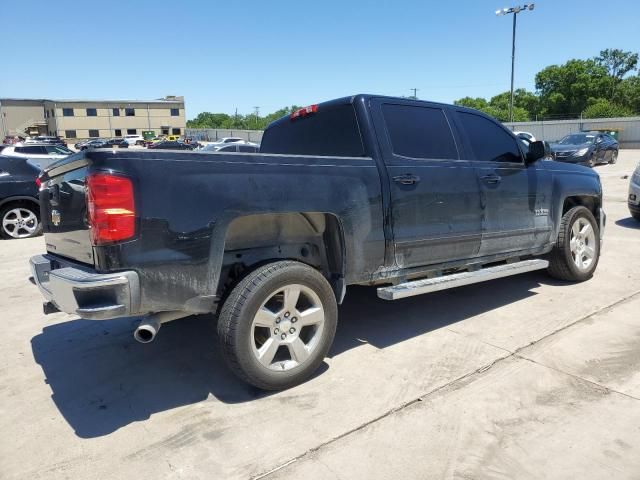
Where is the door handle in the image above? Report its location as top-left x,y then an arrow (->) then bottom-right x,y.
481,174 -> 502,184
393,174 -> 420,185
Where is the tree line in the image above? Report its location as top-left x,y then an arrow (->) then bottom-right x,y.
187,48 -> 640,129
455,48 -> 639,121
187,107 -> 301,130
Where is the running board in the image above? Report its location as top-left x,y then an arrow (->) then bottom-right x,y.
377,259 -> 549,300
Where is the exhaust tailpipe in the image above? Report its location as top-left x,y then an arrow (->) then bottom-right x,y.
133,311 -> 189,344
134,317 -> 161,343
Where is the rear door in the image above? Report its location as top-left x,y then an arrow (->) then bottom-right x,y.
454,109 -> 553,256
370,99 -> 482,268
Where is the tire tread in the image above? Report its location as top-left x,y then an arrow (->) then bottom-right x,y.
547,206 -> 599,281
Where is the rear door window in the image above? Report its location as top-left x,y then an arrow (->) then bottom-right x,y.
260,104 -> 365,157
381,104 -> 458,160
457,112 -> 522,163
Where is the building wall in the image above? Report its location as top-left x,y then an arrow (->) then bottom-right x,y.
43,101 -> 185,140
1,97 -> 185,141
0,100 -> 46,138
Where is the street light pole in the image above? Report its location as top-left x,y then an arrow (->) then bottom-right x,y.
509,12 -> 517,123
496,4 -> 535,122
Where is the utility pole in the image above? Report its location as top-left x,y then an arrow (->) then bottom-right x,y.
253,106 -> 260,129
495,4 -> 535,122
410,88 -> 419,99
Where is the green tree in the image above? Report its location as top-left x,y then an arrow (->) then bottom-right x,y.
187,106 -> 302,130
454,97 -> 489,110
583,99 -> 633,119
186,112 -> 231,128
596,48 -> 638,79
489,89 -> 540,119
596,48 -> 639,99
535,59 -> 610,116
454,96 -> 529,121
613,76 -> 640,113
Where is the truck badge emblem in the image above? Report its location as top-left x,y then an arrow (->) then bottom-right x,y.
51,209 -> 61,226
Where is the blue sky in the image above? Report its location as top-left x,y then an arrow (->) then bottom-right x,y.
1,0 -> 638,119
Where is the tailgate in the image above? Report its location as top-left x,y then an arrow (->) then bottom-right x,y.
40,155 -> 94,265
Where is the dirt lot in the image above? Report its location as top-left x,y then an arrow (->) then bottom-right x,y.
1,151 -> 640,480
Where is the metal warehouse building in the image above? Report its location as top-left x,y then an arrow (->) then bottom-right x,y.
0,96 -> 186,141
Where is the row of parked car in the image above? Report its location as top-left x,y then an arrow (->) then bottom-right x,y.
73,135 -> 261,153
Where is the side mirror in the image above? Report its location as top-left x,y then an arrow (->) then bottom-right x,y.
526,140 -> 547,164
596,137 -> 603,144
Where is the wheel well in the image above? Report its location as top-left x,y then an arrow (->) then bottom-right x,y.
218,212 -> 345,299
562,196 -> 600,223
0,198 -> 40,216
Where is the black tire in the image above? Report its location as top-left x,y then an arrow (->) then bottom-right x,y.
217,260 -> 338,390
0,203 -> 42,240
587,155 -> 595,168
631,211 -> 640,222
547,206 -> 600,281
609,150 -> 618,164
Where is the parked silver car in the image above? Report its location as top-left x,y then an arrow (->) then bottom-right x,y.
0,144 -> 73,169
201,142 -> 260,153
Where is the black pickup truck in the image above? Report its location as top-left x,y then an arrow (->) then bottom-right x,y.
30,94 -> 605,390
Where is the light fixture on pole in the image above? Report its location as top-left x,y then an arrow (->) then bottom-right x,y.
495,3 -> 535,122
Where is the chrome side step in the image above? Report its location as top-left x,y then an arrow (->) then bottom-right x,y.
377,259 -> 549,300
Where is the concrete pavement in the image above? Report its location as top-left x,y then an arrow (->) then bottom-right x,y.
1,151 -> 639,479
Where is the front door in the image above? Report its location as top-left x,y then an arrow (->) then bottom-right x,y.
370,99 -> 482,269
454,110 -> 553,256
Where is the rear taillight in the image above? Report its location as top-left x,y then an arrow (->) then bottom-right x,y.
35,177 -> 41,189
86,173 -> 136,245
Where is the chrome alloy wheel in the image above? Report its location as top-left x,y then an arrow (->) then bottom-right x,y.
569,217 -> 596,271
2,208 -> 38,239
250,284 -> 325,371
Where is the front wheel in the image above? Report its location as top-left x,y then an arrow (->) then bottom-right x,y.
217,261 -> 338,390
609,150 -> 618,164
547,206 -> 600,281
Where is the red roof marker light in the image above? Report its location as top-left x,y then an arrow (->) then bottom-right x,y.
290,104 -> 318,120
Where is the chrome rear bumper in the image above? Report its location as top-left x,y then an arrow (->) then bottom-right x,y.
29,254 -> 140,320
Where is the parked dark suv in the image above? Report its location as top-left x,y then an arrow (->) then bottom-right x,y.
0,157 -> 41,239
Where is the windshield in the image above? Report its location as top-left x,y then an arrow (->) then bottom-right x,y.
46,145 -> 73,155
558,134 -> 595,145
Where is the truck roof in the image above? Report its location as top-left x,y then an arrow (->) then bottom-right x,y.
265,94 -> 476,131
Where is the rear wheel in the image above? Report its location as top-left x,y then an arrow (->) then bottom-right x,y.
0,204 -> 41,239
547,206 -> 600,281
217,261 -> 337,390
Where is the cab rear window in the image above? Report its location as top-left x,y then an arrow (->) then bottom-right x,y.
260,104 -> 365,157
